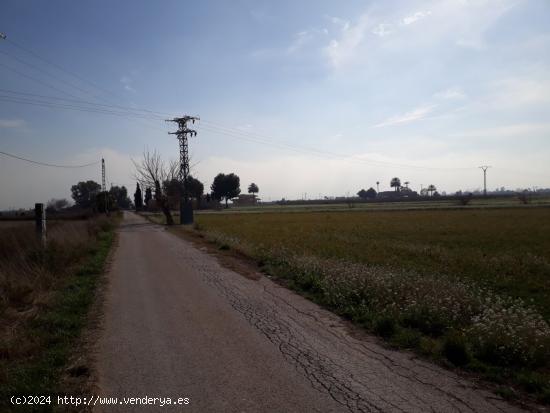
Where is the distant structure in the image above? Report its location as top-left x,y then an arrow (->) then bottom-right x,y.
101,158 -> 106,192
479,166 -> 491,196
166,115 -> 199,224
232,194 -> 260,207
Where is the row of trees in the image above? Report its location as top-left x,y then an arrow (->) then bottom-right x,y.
132,150 -> 259,223
357,177 -> 439,199
70,180 -> 131,210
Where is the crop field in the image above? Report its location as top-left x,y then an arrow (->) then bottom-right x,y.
188,206 -> 550,401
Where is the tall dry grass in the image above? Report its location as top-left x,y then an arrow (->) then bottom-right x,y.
0,217 -> 112,326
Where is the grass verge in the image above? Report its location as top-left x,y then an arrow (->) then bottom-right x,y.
0,217 -> 117,412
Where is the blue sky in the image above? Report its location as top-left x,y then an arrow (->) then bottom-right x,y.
1,0 -> 549,208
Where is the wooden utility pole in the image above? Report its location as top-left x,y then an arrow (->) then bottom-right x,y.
166,115 -> 199,225
35,203 -> 46,245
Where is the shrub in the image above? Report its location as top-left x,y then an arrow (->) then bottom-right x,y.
443,333 -> 470,366
374,317 -> 396,338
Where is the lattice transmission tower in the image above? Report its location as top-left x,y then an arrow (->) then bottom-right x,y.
101,158 -> 106,191
166,115 -> 199,224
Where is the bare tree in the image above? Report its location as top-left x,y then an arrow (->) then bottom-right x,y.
132,150 -> 174,225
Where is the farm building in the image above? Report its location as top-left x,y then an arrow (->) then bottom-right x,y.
232,194 -> 260,206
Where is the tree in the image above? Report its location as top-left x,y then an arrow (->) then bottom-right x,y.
211,173 -> 241,208
186,175 -> 204,200
163,175 -> 204,209
427,184 -> 437,196
357,189 -> 368,199
134,183 -> 143,211
109,185 -> 131,209
144,187 -> 152,207
365,187 -> 377,199
46,198 -> 70,212
390,177 -> 401,192
248,183 -> 259,199
96,191 -> 114,213
71,180 -> 101,208
133,150 -> 174,225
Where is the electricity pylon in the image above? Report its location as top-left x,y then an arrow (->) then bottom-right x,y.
166,115 -> 199,224
479,166 -> 491,196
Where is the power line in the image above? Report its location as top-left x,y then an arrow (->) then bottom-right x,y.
0,95 -> 164,121
0,89 -> 168,119
0,48 -> 99,100
5,36 -> 133,105
197,122 -> 478,171
1,34 -> 174,132
0,150 -> 100,168
0,61 -> 82,100
0,34 -> 488,173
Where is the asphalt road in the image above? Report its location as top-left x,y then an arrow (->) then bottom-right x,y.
95,212 -> 525,412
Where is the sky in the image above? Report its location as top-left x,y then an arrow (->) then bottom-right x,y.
1,0 -> 549,209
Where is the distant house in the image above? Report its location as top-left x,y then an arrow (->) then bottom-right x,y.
377,189 -> 418,199
232,194 -> 260,206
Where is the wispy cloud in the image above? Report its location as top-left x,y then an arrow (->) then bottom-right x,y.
402,11 -> 431,25
323,1 -> 518,69
0,118 -> 25,128
372,23 -> 392,37
374,105 -> 436,128
433,87 -> 466,100
325,14 -> 370,68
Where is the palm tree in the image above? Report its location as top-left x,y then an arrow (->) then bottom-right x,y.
376,181 -> 380,192
404,181 -> 410,189
427,184 -> 436,196
390,177 -> 401,192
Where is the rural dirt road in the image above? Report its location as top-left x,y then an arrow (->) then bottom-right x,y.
95,212 -> 525,412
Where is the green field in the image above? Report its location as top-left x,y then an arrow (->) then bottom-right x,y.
196,208 -> 550,317
187,206 -> 550,402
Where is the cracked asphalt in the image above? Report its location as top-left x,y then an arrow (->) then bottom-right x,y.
95,212 -> 526,412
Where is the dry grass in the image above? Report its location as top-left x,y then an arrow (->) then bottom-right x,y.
0,217 -> 113,359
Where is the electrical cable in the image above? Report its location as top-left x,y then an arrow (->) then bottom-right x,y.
0,150 -> 100,168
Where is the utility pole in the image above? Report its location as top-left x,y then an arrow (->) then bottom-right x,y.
101,158 -> 106,191
101,158 -> 108,214
166,115 -> 199,225
479,166 -> 491,196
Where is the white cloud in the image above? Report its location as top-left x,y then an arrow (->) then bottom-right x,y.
372,23 -> 392,37
323,0 -> 518,68
374,105 -> 436,128
287,30 -> 315,54
325,14 -> 370,68
329,16 -> 350,32
433,87 -> 467,100
402,11 -> 432,25
0,118 -> 25,128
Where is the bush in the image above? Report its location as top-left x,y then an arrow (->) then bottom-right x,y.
443,333 -> 470,366
374,317 -> 396,338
